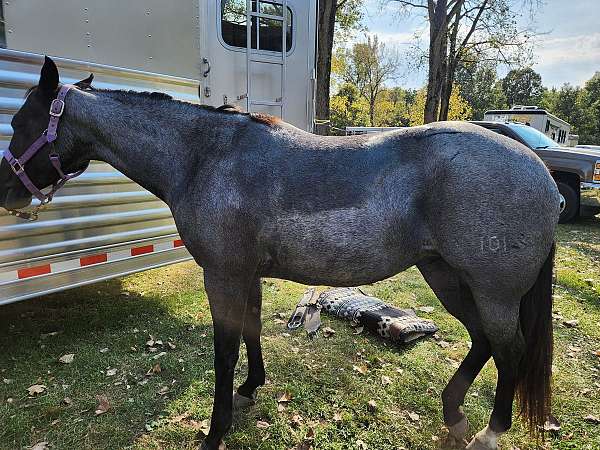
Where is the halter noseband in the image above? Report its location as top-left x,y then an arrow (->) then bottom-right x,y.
2,84 -> 86,220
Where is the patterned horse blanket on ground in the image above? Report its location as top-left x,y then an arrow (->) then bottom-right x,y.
318,287 -> 438,343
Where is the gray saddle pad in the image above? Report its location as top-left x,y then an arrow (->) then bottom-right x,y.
318,287 -> 438,343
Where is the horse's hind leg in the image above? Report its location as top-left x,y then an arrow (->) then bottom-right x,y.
200,267 -> 254,450
417,258 -> 491,443
466,292 -> 524,450
234,276 -> 266,407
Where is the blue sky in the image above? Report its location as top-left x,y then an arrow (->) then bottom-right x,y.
359,0 -> 600,89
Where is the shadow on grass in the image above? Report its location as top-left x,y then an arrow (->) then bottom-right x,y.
0,273 -> 218,450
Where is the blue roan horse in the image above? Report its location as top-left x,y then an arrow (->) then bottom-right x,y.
0,58 -> 559,450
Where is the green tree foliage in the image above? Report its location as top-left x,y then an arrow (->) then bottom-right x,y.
501,67 -> 544,107
455,60 -> 507,120
408,86 -> 472,126
335,35 -> 400,126
330,83 -> 370,130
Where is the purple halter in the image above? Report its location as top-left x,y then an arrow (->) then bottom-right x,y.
2,84 -> 86,220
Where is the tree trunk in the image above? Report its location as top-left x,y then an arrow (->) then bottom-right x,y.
439,58 -> 457,121
424,0 -> 448,124
439,10 -> 460,121
315,0 -> 338,135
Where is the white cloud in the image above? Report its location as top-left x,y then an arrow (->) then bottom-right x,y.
533,32 -> 600,87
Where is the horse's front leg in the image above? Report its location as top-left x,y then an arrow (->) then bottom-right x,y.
200,267 -> 254,450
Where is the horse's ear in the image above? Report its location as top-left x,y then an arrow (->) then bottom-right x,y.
39,56 -> 59,93
75,73 -> 94,90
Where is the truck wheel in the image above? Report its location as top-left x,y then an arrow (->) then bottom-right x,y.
557,181 -> 579,223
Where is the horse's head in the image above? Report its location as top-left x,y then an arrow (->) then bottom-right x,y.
0,56 -> 92,212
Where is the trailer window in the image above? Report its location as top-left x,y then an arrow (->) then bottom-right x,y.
221,0 -> 293,53
0,2 -> 6,48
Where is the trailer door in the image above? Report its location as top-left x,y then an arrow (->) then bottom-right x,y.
200,0 -> 316,131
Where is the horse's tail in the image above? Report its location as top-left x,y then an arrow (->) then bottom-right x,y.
517,242 -> 555,433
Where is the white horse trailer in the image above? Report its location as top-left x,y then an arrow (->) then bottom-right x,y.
484,106 -> 571,145
0,0 -> 317,305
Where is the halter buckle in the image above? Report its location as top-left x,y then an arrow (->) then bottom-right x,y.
9,159 -> 24,175
49,98 -> 65,117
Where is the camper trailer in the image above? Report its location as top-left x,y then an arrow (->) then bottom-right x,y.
0,0 -> 318,305
484,106 -> 571,145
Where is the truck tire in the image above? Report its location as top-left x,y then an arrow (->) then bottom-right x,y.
557,181 -> 579,223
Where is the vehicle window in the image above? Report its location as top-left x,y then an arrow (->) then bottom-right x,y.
512,125 -> 560,149
221,0 -> 293,53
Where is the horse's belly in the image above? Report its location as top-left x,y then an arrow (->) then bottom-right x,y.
260,208 -> 425,286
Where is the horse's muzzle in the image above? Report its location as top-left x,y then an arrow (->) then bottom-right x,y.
1,186 -> 33,210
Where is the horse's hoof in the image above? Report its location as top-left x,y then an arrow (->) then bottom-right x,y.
199,440 -> 227,450
465,425 -> 500,450
232,390 -> 256,409
447,415 -> 469,441
465,435 -> 496,450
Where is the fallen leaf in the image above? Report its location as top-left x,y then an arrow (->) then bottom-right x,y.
381,375 -> 392,386
58,353 -> 75,364
355,439 -> 368,449
99,347 -> 109,353
274,318 -> 287,325
152,352 -> 167,360
293,441 -> 313,450
40,331 -> 60,339
277,392 -> 293,403
2,378 -> 12,384
417,306 -> 435,313
167,341 -> 176,350
584,415 -> 600,424
543,415 -> 561,432
256,420 -> 271,429
26,384 -> 46,396
199,418 -> 211,435
437,340 -> 450,349
352,365 -> 368,375
30,442 -> 48,450
94,395 -> 110,415
322,327 -> 335,338
170,412 -> 190,423
277,402 -> 286,413
563,319 -> 579,328
407,411 -> 420,422
158,386 -> 169,396
105,368 -> 117,377
367,400 -> 377,412
353,326 -> 364,335
62,397 -> 72,406
147,363 -> 162,376
290,414 -> 303,427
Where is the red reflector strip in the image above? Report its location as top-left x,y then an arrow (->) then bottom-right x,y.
131,245 -> 154,256
18,264 -> 51,279
173,239 -> 184,248
80,254 -> 108,266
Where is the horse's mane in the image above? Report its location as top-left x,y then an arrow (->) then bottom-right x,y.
24,84 -> 281,127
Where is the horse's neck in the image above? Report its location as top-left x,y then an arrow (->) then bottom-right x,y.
65,90 -> 223,205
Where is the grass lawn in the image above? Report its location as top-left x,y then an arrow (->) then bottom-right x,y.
1,218 -> 599,450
